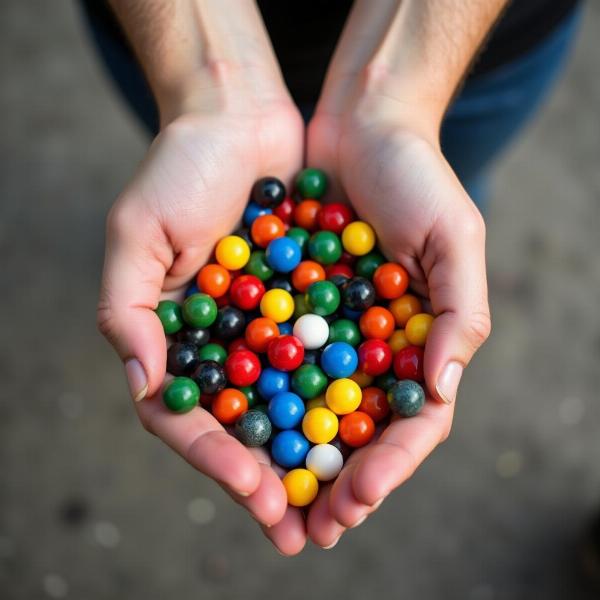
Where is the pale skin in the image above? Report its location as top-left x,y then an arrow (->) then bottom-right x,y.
98,0 -> 505,555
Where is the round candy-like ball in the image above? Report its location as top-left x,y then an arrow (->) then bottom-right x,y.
355,251 -> 385,280
387,380 -> 426,417
198,342 -> 227,365
251,214 -> 286,248
163,377 -> 200,413
215,235 -> 251,270
229,275 -> 265,311
305,280 -> 340,316
359,306 -> 395,340
286,227 -> 310,255
302,407 -> 339,444
257,367 -> 290,400
274,196 -> 295,225
359,386 -> 390,423
271,430 -> 311,468
317,203 -> 353,235
305,394 -> 327,410
293,294 -> 311,320
167,342 -> 200,376
268,391 -> 306,429
405,313 -> 434,346
235,409 -> 272,447
342,277 -> 376,311
177,326 -> 210,348
325,378 -> 362,415
212,306 -> 246,341
393,345 -> 424,381
291,260 -> 326,293
243,202 -> 271,227
269,276 -> 294,294
260,289 -> 295,323
244,250 -> 274,281
282,468 -> 319,507
320,342 -> 358,379
339,411 -> 375,447
182,293 -> 218,328
267,335 -> 304,371
328,318 -> 361,347
212,388 -> 248,424
357,339 -> 393,376
305,444 -> 344,481
388,329 -> 410,353
389,294 -> 423,327
245,317 -> 279,353
265,236 -> 302,273
291,364 -> 328,400
341,221 -> 376,256
196,264 -> 231,298
349,370 -> 374,389
251,176 -> 286,208
225,350 -> 261,386
277,321 -> 293,335
293,314 -> 329,349
294,200 -> 322,231
191,360 -> 227,395
373,263 -> 410,299
239,385 -> 259,408
155,300 -> 183,335
295,168 -> 328,199
308,231 -> 342,265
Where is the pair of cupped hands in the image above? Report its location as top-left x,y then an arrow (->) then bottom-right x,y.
97,83 -> 491,555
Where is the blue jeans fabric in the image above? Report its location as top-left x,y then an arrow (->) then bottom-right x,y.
81,7 -> 581,210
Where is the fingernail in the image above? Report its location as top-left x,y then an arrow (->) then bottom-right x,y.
235,490 -> 250,497
436,361 -> 463,405
350,515 -> 367,529
323,536 -> 341,550
125,359 -> 148,402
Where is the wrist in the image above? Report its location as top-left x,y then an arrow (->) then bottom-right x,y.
158,60 -> 294,129
315,67 -> 446,147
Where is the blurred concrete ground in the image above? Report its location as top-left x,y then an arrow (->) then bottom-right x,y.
1,2 -> 599,599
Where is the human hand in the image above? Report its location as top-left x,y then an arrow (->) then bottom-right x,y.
304,97 -> 491,547
97,88 -> 310,554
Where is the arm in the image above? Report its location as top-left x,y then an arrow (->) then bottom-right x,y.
316,0 -> 507,131
98,0 -> 306,555
305,0 -> 503,548
108,0 -> 289,124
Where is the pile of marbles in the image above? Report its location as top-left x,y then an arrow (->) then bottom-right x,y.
155,168 -> 433,507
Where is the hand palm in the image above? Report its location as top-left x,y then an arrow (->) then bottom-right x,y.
303,112 -> 483,546
100,104 -> 311,554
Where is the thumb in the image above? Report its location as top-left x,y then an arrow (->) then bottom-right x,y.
97,203 -> 172,402
423,209 -> 491,405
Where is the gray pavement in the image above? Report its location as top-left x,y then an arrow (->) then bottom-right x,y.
1,2 -> 599,599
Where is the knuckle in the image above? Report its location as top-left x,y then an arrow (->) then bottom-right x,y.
466,309 -> 492,348
462,208 -> 486,241
96,300 -> 117,342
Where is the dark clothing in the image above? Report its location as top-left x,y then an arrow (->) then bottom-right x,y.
82,0 -> 579,106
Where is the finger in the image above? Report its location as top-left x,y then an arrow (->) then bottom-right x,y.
306,483 -> 346,549
352,401 -> 454,506
328,445 -> 375,528
423,207 -> 491,405
222,447 -> 288,526
260,506 -> 307,556
137,392 -> 261,497
222,463 -> 288,527
98,202 -> 172,401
